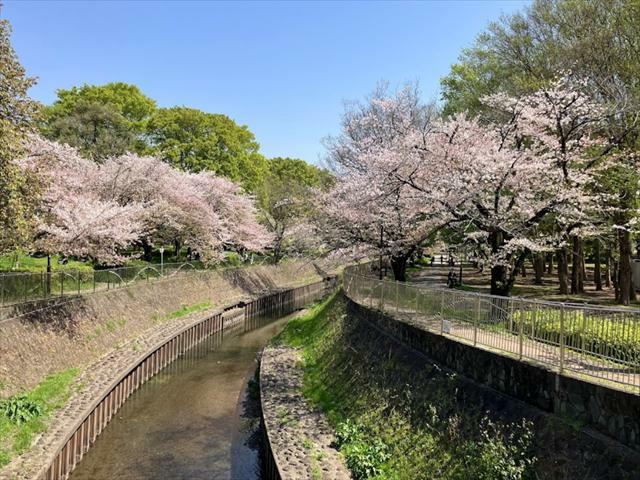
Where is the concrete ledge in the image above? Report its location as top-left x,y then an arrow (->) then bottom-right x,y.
347,298 -> 640,452
260,344 -> 350,480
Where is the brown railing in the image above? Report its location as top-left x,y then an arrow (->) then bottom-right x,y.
344,265 -> 640,393
36,276 -> 337,480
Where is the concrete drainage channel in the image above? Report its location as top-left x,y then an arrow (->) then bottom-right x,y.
35,276 -> 338,480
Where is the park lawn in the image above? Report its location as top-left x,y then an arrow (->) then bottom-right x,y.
0,253 -> 93,273
0,369 -> 79,468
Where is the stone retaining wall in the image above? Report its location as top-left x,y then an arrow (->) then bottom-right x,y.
347,299 -> 640,452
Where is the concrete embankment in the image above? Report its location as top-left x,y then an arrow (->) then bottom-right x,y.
265,293 -> 640,480
0,261 -> 335,479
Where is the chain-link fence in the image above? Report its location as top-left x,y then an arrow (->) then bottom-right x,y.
0,261 -> 204,307
344,265 -> 640,392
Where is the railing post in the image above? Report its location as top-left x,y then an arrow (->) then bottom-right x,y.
518,299 -> 524,360
440,289 -> 445,335
379,279 -> 385,312
559,303 -> 565,374
474,294 -> 479,346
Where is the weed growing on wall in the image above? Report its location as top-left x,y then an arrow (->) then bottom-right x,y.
0,369 -> 78,467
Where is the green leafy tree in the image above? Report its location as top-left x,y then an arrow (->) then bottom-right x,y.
258,157 -> 333,264
0,19 -> 40,255
44,100 -> 135,161
41,82 -> 156,160
146,107 -> 268,191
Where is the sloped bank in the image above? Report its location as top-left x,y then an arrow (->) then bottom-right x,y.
275,293 -> 639,480
260,299 -> 352,480
0,261 -> 325,397
0,261 -> 336,479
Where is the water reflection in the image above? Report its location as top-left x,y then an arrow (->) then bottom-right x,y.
70,314 -> 292,480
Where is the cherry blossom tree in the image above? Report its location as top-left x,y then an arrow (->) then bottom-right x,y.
19,136 -> 143,265
483,76 -> 607,295
323,79 -> 605,293
322,84 -> 450,281
20,138 -> 272,266
98,153 -> 271,262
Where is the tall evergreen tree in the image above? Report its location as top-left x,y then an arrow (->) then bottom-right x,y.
0,19 -> 40,254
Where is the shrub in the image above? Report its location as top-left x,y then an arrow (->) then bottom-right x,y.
1,395 -> 43,425
336,420 -> 390,479
512,308 -> 640,364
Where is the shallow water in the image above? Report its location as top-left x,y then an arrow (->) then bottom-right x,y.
69,314 -> 292,480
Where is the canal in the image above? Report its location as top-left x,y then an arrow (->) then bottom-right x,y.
69,313 -> 293,480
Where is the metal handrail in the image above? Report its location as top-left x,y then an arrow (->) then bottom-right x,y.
344,265 -> 640,392
0,261 -> 205,308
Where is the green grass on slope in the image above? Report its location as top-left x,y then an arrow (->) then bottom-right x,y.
153,301 -> 213,323
276,294 -> 536,480
0,369 -> 79,468
274,294 -> 636,480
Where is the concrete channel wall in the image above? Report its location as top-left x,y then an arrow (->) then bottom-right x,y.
347,299 -> 640,453
26,276 -> 337,480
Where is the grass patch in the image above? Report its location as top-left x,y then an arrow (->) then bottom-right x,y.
0,369 -> 79,467
86,318 -> 128,342
154,301 -> 213,323
0,252 -> 93,273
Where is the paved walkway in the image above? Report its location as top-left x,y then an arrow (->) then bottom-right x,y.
350,291 -> 640,394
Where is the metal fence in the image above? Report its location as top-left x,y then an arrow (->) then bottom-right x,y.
0,261 -> 204,307
344,265 -> 640,392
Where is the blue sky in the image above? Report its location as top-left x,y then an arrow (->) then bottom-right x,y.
3,1 -> 529,165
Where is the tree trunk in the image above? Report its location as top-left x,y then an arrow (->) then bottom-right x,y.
618,229 -> 634,305
142,240 -> 153,262
613,259 -> 621,302
489,231 -> 511,296
390,254 -> 409,282
594,240 -> 602,291
557,248 -> 569,295
174,239 -> 181,260
520,262 -> 526,277
533,254 -> 544,285
46,254 -> 52,296
605,245 -> 612,288
490,264 -> 511,296
547,253 -> 553,274
570,236 -> 584,294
